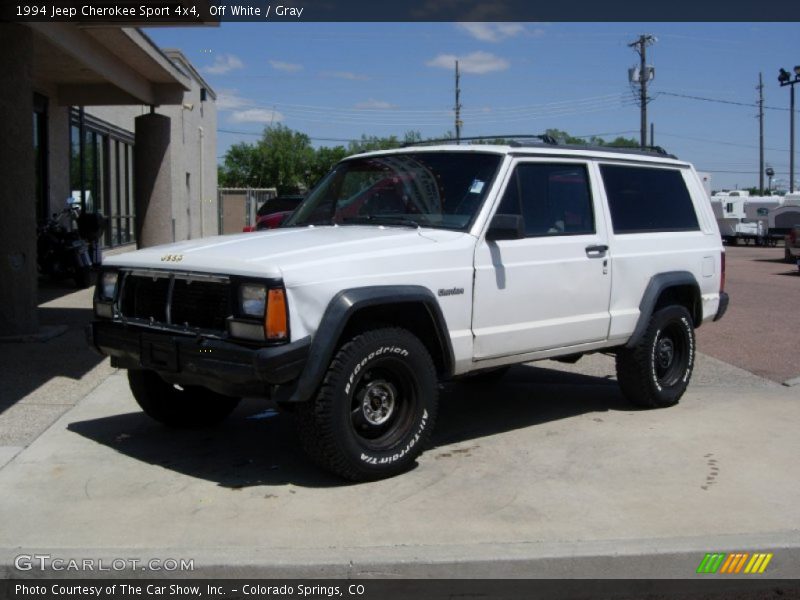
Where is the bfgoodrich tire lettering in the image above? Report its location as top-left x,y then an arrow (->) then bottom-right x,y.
615,305 -> 695,408
128,370 -> 241,427
295,327 -> 438,481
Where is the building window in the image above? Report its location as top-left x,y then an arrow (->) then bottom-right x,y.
33,93 -> 49,225
70,109 -> 135,248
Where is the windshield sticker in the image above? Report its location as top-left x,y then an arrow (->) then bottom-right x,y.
469,179 -> 485,194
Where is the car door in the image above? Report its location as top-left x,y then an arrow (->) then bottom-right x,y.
472,158 -> 612,359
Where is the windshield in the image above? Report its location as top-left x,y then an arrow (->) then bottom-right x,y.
284,152 -> 503,231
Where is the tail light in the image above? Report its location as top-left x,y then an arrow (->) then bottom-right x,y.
720,251 -> 726,293
790,229 -> 797,246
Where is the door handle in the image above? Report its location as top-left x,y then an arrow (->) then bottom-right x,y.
585,244 -> 609,258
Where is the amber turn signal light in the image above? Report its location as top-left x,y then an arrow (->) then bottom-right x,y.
265,288 -> 288,340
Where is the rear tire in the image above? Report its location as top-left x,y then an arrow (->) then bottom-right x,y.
615,305 -> 695,408
295,327 -> 438,481
127,370 -> 241,427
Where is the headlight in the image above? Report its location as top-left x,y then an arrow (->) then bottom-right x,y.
100,271 -> 118,300
240,283 -> 267,317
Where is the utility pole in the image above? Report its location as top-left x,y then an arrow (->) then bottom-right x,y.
779,67 -> 798,193
454,60 -> 462,144
650,122 -> 654,147
628,34 -> 656,149
758,73 -> 765,194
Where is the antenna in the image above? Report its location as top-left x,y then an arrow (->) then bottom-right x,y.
454,60 -> 462,144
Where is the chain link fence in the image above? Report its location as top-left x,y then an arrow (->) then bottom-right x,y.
217,188 -> 278,234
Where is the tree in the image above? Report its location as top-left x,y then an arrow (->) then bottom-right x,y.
259,125 -> 315,194
348,130 -> 422,154
218,125 -> 315,193
545,128 -> 588,145
604,136 -> 640,148
218,142 -> 264,188
307,145 -> 348,188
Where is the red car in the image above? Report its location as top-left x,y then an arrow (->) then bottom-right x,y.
243,195 -> 304,232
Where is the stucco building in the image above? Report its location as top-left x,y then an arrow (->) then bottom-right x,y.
0,23 -> 216,338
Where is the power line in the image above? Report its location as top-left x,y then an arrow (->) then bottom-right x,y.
659,90 -> 798,113
218,129 -> 358,143
572,130 -> 639,139
699,169 -> 791,174
657,131 -> 788,152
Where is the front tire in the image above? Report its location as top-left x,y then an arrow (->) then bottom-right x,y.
127,370 -> 241,427
295,327 -> 438,481
615,305 -> 695,408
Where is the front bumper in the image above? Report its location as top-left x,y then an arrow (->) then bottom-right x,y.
87,321 -> 309,397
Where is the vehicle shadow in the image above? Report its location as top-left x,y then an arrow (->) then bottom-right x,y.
752,257 -> 793,265
67,364 -> 627,490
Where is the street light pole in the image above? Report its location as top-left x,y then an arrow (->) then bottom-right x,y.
778,66 -> 799,193
791,83 -> 795,193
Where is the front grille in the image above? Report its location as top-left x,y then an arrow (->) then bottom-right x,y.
120,276 -> 169,323
119,273 -> 232,332
171,279 -> 231,330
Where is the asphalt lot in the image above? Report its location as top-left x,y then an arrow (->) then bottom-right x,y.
0,248 -> 798,580
696,244 -> 799,384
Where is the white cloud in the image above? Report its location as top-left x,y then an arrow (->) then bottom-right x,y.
354,99 -> 395,109
215,88 -> 250,110
322,70 -> 370,81
204,54 -> 244,75
426,51 -> 509,75
457,22 -> 527,42
269,60 -> 303,72
230,109 -> 284,124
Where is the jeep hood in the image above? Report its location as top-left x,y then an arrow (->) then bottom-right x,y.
104,226 -> 467,280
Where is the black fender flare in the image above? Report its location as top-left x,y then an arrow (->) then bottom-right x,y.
276,285 -> 454,404
625,271 -> 701,349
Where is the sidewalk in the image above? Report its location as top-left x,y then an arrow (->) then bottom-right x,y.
0,335 -> 797,578
0,284 -> 111,469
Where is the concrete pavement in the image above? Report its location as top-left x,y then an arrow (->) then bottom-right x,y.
0,354 -> 798,579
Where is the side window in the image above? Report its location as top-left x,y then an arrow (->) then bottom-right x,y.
507,163 -> 594,237
600,165 -> 700,234
496,170 -> 521,216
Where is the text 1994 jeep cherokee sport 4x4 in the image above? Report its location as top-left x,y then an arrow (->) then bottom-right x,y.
88,142 -> 729,481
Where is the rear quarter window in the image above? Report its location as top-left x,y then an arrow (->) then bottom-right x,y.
600,165 -> 700,234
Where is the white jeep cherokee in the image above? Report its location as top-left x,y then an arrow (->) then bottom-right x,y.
88,142 -> 729,481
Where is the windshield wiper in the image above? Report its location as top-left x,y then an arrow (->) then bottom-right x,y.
341,215 -> 421,229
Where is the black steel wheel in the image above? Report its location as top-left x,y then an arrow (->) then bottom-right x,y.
295,327 -> 438,481
616,305 -> 696,408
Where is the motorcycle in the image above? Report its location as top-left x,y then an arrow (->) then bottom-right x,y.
37,201 -> 105,288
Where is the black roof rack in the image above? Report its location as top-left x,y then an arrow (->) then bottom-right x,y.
541,143 -> 678,159
401,134 -> 677,159
402,134 -> 558,147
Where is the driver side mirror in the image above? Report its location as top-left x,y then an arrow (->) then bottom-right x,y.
486,213 -> 525,241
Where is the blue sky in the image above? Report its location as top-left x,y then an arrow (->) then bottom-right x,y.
147,22 -> 799,191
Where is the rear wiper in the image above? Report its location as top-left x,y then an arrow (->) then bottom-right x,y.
342,215 -> 420,229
